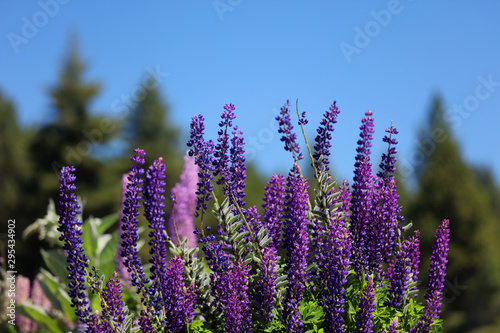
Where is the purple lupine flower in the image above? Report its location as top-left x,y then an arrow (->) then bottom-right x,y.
214,103 -> 236,187
137,310 -> 154,333
228,124 -> 246,209
213,104 -> 247,210
385,237 -> 412,308
247,205 -> 278,322
312,178 -> 351,333
100,272 -> 125,330
57,166 -> 92,323
377,124 -> 399,182
163,257 -> 197,332
409,291 -> 442,333
319,215 -> 352,332
424,219 -> 450,315
408,230 -> 421,297
15,275 -> 32,333
143,157 -> 169,316
355,276 -> 375,333
350,110 -> 375,278
369,177 -> 399,281
86,311 -> 105,333
384,317 -> 398,333
120,149 -> 149,297
168,152 -> 199,249
368,124 -> 402,279
276,100 -> 303,161
282,162 -> 310,332
313,101 -> 340,171
262,173 -> 286,250
255,245 -> 278,322
224,261 -> 252,333
116,173 -> 132,288
187,115 -> 215,217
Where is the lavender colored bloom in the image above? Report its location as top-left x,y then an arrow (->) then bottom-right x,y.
255,245 -> 278,322
385,237 -> 412,308
213,104 -> 247,210
355,276 -> 375,333
424,219 -> 450,314
137,310 -> 154,333
282,162 -> 310,332
313,180 -> 351,333
214,103 -> 236,185
313,101 -> 340,171
99,272 -> 125,330
168,152 -> 199,249
224,261 -> 252,333
86,311 -> 106,333
276,100 -> 303,161
143,157 -> 169,316
246,205 -> 278,322
120,149 -> 149,297
187,115 -> 215,217
116,173 -> 132,288
320,216 -> 352,332
228,124 -> 246,209
369,177 -> 399,280
377,124 -> 399,181
409,291 -> 442,333
407,221 -> 449,333
57,166 -> 92,323
408,230 -> 421,297
163,257 -> 197,332
350,110 -> 375,278
262,173 -> 286,250
15,275 -> 32,333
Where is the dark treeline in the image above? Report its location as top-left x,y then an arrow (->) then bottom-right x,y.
1,43 -> 499,332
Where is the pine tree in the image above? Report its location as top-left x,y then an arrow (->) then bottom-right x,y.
19,38 -> 121,278
404,96 -> 500,332
0,90 -> 31,225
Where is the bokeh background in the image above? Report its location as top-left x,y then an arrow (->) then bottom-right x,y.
1,1 -> 500,332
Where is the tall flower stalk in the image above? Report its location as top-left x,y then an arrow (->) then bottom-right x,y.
57,166 -> 92,324
50,100 -> 451,333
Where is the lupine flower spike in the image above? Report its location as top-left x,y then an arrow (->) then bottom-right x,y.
57,166 -> 92,323
120,149 -> 150,297
168,152 -> 199,249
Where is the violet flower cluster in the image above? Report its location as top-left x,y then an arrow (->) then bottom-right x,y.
57,166 -> 92,323
53,99 -> 451,333
282,162 -> 310,331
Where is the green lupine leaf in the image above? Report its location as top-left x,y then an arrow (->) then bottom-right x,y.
41,249 -> 70,286
96,213 -> 118,234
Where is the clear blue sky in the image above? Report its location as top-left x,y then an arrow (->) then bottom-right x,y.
2,1 -> 500,185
